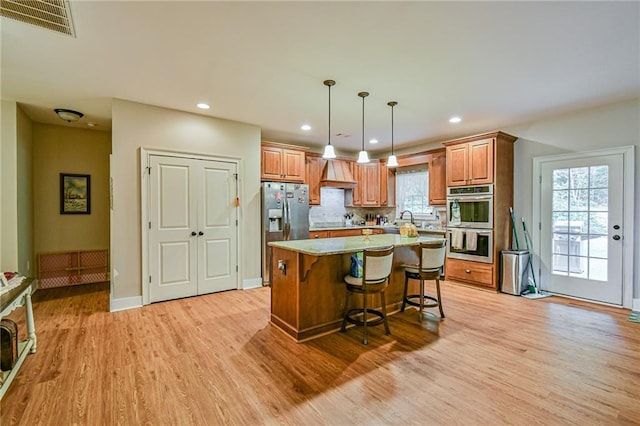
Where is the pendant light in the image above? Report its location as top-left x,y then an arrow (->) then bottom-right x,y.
322,80 -> 337,159
356,91 -> 370,163
386,101 -> 399,167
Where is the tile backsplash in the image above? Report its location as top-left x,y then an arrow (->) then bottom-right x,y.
309,187 -> 446,228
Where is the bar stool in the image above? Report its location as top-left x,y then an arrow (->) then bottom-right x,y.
401,240 -> 446,320
341,246 -> 395,344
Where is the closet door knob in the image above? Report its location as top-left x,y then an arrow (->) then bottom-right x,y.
199,231 -> 204,236
191,232 -> 197,236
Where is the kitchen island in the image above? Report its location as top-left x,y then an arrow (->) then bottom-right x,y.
269,234 -> 445,341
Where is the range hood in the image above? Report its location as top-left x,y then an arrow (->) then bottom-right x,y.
320,159 -> 357,189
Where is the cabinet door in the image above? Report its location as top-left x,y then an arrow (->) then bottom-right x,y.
446,144 -> 469,187
351,162 -> 363,206
261,146 -> 284,181
468,138 -> 494,184
362,162 -> 380,206
305,155 -> 324,205
429,151 -> 447,205
379,160 -> 388,206
283,149 -> 305,182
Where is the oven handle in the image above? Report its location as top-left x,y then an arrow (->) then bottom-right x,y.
447,195 -> 493,201
447,229 -> 492,235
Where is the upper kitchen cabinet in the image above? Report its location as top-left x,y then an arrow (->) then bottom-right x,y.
428,149 -> 446,205
346,160 -> 390,207
445,138 -> 494,187
261,141 -> 307,182
305,153 -> 325,205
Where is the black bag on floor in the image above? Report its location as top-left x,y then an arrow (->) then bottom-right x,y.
1,319 -> 18,371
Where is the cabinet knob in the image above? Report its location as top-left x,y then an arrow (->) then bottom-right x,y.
191,232 -> 197,236
199,231 -> 204,236
465,269 -> 471,273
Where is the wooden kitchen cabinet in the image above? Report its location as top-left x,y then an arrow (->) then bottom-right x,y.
445,257 -> 494,288
305,153 -> 324,205
309,230 -> 329,239
445,138 -> 494,187
261,142 -> 307,182
442,131 -> 517,290
428,149 -> 446,205
346,160 -> 390,207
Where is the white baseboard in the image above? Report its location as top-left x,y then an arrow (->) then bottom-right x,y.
110,295 -> 142,312
242,277 -> 263,290
633,298 -> 640,312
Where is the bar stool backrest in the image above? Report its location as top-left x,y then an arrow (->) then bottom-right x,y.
419,240 -> 446,271
363,247 -> 395,282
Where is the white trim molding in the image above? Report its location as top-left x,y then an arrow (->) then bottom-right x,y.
633,299 -> 640,312
110,295 -> 142,312
242,278 -> 263,290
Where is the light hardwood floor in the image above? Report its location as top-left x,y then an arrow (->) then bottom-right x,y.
1,281 -> 639,425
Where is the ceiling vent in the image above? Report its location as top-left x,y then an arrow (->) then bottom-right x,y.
1,0 -> 76,37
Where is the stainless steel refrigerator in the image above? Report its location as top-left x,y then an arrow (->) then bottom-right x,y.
261,182 -> 310,285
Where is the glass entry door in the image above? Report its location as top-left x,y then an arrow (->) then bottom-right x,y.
539,154 -> 624,304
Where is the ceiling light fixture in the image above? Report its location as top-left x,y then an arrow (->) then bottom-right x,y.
54,108 -> 83,123
387,101 -> 398,168
322,79 -> 337,159
449,116 -> 462,123
356,91 -> 370,164
301,124 -> 311,131
197,103 -> 210,109
369,138 -> 378,144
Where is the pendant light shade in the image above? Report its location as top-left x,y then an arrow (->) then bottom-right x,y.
322,80 -> 337,159
386,101 -> 398,168
357,91 -> 370,164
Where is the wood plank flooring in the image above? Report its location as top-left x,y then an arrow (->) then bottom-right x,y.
1,281 -> 638,425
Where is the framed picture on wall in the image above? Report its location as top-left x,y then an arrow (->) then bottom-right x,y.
60,173 -> 91,214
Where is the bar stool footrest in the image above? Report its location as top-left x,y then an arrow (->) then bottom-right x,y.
404,294 -> 439,309
343,308 -> 386,327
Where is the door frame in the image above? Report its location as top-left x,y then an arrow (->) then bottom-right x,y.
140,148 -> 242,306
532,145 -> 635,308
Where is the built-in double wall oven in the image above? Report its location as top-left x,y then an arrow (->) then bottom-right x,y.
447,185 -> 494,263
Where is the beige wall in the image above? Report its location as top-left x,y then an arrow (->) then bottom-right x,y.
33,124 -> 111,255
111,99 -> 261,300
17,105 -> 34,275
1,101 -> 19,271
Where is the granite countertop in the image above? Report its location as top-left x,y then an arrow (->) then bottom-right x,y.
269,234 -> 445,256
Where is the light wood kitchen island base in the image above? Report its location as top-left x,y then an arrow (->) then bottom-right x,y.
270,239 -> 435,342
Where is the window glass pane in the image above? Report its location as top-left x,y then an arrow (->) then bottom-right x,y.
569,212 -> 588,233
589,189 -> 608,211
589,212 -> 608,235
590,165 -> 608,188
589,236 -> 607,259
553,234 -> 569,255
553,169 -> 569,189
568,256 -> 587,277
553,255 -> 569,273
570,167 -> 589,189
552,190 -> 568,211
552,211 -> 568,225
395,169 -> 429,216
589,258 -> 607,281
569,189 -> 589,211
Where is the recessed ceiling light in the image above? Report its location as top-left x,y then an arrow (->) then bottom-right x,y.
369,139 -> 378,144
449,116 -> 462,123
87,122 -> 96,127
197,103 -> 210,109
301,124 -> 311,131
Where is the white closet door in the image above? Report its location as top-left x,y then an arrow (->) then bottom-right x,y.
149,155 -> 238,303
149,156 -> 198,302
198,161 -> 238,294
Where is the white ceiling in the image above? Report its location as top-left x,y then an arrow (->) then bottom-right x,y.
2,1 -> 639,153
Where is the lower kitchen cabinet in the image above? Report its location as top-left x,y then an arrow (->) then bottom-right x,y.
445,258 -> 494,289
309,228 -> 384,239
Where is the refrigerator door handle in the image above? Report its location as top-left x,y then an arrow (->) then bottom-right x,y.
283,198 -> 290,240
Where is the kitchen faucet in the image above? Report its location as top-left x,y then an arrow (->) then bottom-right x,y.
399,210 -> 414,224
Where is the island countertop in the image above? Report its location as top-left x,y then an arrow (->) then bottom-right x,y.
269,234 -> 445,256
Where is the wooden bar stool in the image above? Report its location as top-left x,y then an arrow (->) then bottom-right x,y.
341,246 -> 394,344
401,240 -> 446,320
